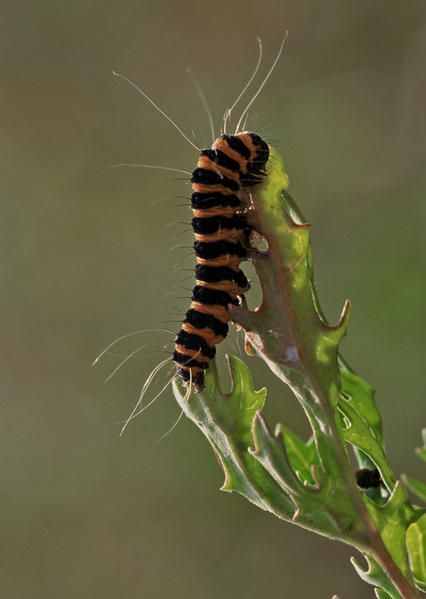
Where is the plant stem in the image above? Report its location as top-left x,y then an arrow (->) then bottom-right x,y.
371,541 -> 421,598
228,150 -> 421,596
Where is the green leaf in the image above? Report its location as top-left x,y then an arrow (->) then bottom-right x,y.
337,366 -> 394,491
251,413 -> 346,537
173,357 -> 296,519
364,482 -> 413,578
340,368 -> 383,444
351,555 -> 400,599
280,426 -> 319,486
213,354 -> 265,449
406,513 -> 426,591
338,395 -> 395,492
174,356 -> 367,543
228,149 -> 349,411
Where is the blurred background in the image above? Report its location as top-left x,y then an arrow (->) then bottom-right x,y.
1,1 -> 425,597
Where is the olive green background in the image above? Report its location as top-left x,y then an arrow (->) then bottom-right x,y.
1,1 -> 425,598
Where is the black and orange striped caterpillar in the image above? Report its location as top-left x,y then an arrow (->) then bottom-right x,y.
104,35 -> 287,424
173,132 -> 270,391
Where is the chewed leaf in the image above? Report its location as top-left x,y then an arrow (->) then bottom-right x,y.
252,414 -> 306,497
406,513 -> 426,591
173,356 -> 295,519
338,396 -> 394,492
340,368 -> 383,444
251,413 -> 346,536
215,355 -> 266,448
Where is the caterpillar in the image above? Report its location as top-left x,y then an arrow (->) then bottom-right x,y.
173,132 -> 270,391
101,35 -> 288,432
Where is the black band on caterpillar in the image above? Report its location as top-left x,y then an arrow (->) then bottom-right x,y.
192,215 -> 246,235
191,169 -> 240,191
250,133 -> 270,164
184,309 -> 229,337
195,265 -> 249,287
191,192 -> 240,209
221,134 -> 251,159
173,132 -> 270,390
191,285 -> 239,307
193,240 -> 246,259
200,149 -> 241,172
175,331 -> 216,359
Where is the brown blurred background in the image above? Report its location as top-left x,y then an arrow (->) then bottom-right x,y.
1,1 -> 425,597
